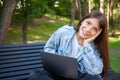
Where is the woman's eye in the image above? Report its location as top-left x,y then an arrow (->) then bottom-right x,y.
86,21 -> 91,25
94,28 -> 97,31
93,27 -> 98,32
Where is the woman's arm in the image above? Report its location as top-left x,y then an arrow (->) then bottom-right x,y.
44,31 -> 60,53
78,43 -> 103,75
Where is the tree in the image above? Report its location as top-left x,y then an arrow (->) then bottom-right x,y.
70,0 -> 83,26
113,0 -> 120,24
109,0 -> 115,37
100,0 -> 104,13
21,0 -> 29,43
13,0 -> 55,43
89,0 -> 92,12
107,0 -> 110,28
83,0 -> 89,14
76,0 -> 82,20
53,0 -> 72,18
0,0 -> 16,44
70,0 -> 77,26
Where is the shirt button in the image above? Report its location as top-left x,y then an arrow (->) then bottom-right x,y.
84,47 -> 88,51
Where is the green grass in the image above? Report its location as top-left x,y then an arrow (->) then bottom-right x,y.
6,14 -> 68,44
109,37 -> 120,48
109,37 -> 120,73
6,14 -> 120,74
27,22 -> 64,43
6,28 -> 23,44
110,56 -> 120,73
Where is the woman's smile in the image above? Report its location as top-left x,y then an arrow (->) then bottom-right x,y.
82,28 -> 90,36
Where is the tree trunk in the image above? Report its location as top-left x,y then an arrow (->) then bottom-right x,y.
21,0 -> 29,43
22,23 -> 27,44
76,0 -> 82,20
0,0 -> 16,44
107,0 -> 110,29
83,0 -> 88,15
70,0 -> 77,26
100,0 -> 104,13
88,0 -> 92,12
109,0 -> 115,37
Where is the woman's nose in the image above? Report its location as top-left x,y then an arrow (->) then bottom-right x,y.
86,27 -> 91,32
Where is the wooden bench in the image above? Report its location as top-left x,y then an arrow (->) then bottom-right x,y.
0,42 -> 46,80
0,42 -> 119,80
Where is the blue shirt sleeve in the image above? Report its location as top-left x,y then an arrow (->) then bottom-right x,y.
78,43 -> 103,75
44,30 -> 60,54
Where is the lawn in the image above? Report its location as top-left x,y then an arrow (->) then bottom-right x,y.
6,14 -> 120,74
109,36 -> 120,73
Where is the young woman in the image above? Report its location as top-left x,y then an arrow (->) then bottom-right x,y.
30,10 -> 110,80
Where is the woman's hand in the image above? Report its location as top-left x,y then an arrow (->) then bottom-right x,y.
83,29 -> 102,46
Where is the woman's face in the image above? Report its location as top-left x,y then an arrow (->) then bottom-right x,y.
79,18 -> 100,39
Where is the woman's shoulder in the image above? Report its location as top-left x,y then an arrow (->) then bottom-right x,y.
57,24 -> 75,32
53,24 -> 75,37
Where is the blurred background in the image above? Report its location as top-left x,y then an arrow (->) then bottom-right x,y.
0,0 -> 120,75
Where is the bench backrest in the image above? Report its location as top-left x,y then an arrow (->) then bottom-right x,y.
0,42 -> 46,80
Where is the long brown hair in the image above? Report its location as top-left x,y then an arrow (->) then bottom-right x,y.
75,10 -> 110,77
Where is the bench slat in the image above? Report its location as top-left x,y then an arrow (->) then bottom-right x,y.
0,68 -> 44,79
0,53 -> 40,60
0,64 -> 43,73
0,46 -> 44,52
0,60 -> 42,69
0,69 -> 44,80
0,74 -> 29,80
0,56 -> 41,64
0,49 -> 43,56
0,42 -> 46,48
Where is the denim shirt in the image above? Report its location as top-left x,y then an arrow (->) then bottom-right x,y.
44,25 -> 103,75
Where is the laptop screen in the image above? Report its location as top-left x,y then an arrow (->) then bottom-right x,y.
40,52 -> 78,79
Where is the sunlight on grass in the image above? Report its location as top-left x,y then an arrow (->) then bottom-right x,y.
45,13 -> 79,26
49,20 -> 56,23
45,13 -> 56,20
59,17 -> 70,22
109,36 -> 120,48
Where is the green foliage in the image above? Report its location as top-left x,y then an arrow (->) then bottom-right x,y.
56,0 -> 72,17
29,0 -> 54,18
12,0 -> 55,24
113,9 -> 120,24
92,0 -> 100,10
111,0 -> 120,26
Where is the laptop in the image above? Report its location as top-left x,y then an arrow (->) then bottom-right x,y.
40,52 -> 78,79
